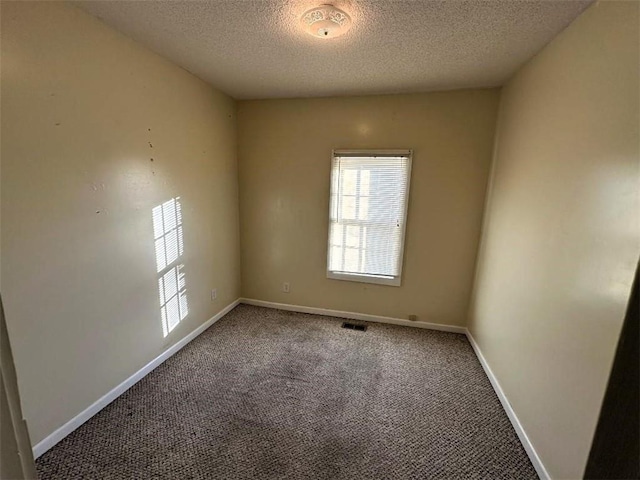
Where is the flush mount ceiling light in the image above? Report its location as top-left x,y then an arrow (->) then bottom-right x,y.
300,5 -> 352,39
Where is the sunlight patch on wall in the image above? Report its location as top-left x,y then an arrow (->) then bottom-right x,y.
152,197 -> 188,337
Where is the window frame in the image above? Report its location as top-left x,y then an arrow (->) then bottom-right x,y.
326,149 -> 413,287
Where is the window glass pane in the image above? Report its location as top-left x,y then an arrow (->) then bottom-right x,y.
330,223 -> 343,246
360,170 -> 370,196
341,196 -> 356,220
330,246 -> 343,271
358,197 -> 369,221
346,225 -> 360,248
342,169 -> 357,195
344,248 -> 360,272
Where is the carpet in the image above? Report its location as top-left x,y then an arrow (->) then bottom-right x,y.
36,305 -> 537,479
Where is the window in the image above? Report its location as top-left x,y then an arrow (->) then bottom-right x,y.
327,150 -> 412,286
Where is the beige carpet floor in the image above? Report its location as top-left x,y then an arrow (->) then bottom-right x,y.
36,305 -> 537,479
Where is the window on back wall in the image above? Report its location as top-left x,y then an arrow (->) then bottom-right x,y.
327,150 -> 412,287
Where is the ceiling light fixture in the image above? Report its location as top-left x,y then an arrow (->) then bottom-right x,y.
300,5 -> 352,39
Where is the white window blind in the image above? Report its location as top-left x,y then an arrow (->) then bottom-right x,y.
327,150 -> 412,286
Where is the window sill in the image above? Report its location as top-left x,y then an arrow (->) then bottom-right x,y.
327,271 -> 401,287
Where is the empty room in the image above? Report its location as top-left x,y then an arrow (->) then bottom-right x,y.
1,1 -> 638,479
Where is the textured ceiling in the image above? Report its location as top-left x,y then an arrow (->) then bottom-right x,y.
75,0 -> 592,100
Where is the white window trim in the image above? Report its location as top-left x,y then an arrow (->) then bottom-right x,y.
326,149 -> 413,287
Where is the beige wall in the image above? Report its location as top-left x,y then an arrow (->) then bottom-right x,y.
468,1 -> 639,478
1,1 -> 240,446
238,90 -> 499,326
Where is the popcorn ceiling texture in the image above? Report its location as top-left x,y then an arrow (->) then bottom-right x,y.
76,0 -> 592,99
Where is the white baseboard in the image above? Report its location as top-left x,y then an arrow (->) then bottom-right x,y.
32,298 -> 241,459
239,298 -> 466,334
465,329 -> 549,480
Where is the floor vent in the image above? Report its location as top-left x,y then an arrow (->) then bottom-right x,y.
342,322 -> 367,332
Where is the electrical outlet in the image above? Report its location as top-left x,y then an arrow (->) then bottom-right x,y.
408,314 -> 417,322
211,289 -> 217,301
282,282 -> 290,293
